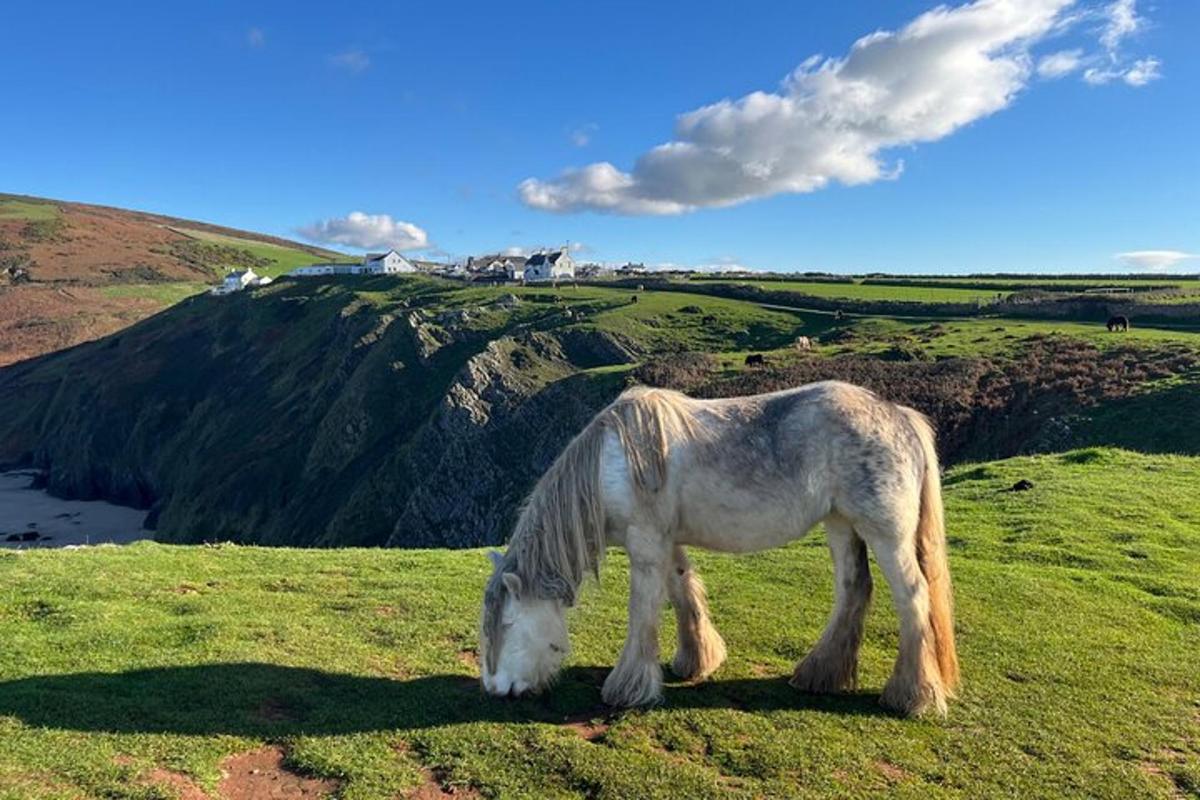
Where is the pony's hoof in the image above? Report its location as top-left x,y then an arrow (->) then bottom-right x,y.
880,676 -> 947,717
602,661 -> 663,707
671,626 -> 727,682
789,650 -> 858,694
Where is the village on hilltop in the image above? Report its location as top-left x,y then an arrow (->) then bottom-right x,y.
208,245 -> 659,295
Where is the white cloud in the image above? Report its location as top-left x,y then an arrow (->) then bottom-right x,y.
1099,0 -> 1140,52
1115,250 -> 1197,272
1121,56 -> 1161,86
329,49 -> 370,73
1083,55 -> 1160,85
1038,49 -> 1083,78
1082,1 -> 1159,86
520,0 -> 1162,216
246,27 -> 265,48
298,212 -> 429,251
569,124 -> 598,147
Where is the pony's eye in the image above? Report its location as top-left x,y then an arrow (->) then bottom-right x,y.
548,643 -> 563,653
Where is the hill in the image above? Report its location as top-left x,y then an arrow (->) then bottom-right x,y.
0,449 -> 1197,798
0,193 -> 343,366
2,274 -> 1199,549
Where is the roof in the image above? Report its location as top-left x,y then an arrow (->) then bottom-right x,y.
364,250 -> 398,261
525,250 -> 566,267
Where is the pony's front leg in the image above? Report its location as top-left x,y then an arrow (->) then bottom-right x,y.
602,528 -> 669,707
668,546 -> 726,681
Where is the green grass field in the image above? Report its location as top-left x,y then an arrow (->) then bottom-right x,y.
100,282 -> 209,304
688,279 -> 1003,303
172,228 -> 341,278
1,449 -> 1197,799
0,198 -> 61,222
684,277 -> 1200,306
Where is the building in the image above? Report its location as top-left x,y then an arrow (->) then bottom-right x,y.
522,250 -> 575,282
363,250 -> 416,274
289,249 -> 417,278
467,253 -> 528,279
210,268 -> 272,295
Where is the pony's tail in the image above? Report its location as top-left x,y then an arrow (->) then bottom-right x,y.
905,408 -> 960,694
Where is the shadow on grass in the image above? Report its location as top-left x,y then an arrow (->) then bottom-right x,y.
0,662 -> 890,736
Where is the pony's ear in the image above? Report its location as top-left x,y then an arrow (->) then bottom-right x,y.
502,572 -> 522,596
487,550 -> 504,570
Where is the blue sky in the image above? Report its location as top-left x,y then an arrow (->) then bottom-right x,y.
1,0 -> 1196,273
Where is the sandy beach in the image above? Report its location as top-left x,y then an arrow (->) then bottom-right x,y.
0,470 -> 150,548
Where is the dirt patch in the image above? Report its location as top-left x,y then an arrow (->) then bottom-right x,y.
873,759 -> 913,783
456,648 -> 479,670
563,713 -> 612,743
1139,761 -> 1188,800
218,746 -> 340,800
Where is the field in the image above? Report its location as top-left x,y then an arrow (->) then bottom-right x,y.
684,276 -> 1200,306
0,449 -> 1197,799
0,198 -> 61,222
170,228 -> 340,279
688,279 -> 1004,303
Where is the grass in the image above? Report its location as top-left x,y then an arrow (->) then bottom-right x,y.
688,278 -> 1003,303
0,448 -> 1197,799
0,199 -> 60,222
172,228 -> 342,278
99,282 -> 209,304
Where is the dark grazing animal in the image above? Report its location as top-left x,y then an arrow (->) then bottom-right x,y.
744,353 -> 766,367
1106,315 -> 1130,332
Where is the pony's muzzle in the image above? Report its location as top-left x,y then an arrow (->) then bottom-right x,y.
482,672 -> 531,698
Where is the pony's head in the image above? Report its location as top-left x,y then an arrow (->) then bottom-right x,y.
480,551 -> 569,697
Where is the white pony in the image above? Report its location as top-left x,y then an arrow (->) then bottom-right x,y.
479,381 -> 959,716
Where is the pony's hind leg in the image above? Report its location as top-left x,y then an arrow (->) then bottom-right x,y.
791,516 -> 872,693
860,521 -> 947,717
667,546 -> 726,681
602,526 -> 669,707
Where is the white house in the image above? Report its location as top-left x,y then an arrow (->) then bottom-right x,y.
210,268 -> 272,295
363,250 -> 416,274
289,250 -> 416,278
522,250 -> 575,282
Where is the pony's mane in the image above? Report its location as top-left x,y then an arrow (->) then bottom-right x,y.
502,386 -> 702,603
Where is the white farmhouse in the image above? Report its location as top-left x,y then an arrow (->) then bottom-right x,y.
522,250 -> 575,282
210,268 -> 272,295
289,250 -> 417,278
363,250 -> 416,274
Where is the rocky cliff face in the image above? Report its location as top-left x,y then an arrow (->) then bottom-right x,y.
0,278 -> 631,547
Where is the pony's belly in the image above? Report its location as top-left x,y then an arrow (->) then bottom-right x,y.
676,507 -> 814,553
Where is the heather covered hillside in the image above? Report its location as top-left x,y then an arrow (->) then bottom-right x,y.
0,193 -> 343,366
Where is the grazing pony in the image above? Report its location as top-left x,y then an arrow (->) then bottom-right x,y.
1106,315 -> 1130,332
479,382 -> 959,716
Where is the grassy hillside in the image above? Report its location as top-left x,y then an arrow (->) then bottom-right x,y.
0,449 -> 1196,799
2,274 -> 1198,549
0,193 -> 345,366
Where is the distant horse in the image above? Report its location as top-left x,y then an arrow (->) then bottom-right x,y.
1107,315 -> 1130,332
744,353 -> 766,367
479,383 -> 959,717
